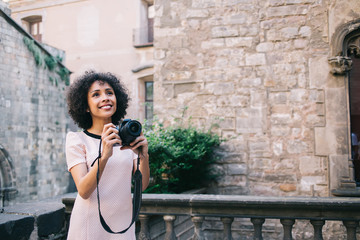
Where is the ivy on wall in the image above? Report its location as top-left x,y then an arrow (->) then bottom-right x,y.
23,36 -> 70,86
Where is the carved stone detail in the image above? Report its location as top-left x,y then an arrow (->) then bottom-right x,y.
347,44 -> 360,58
328,56 -> 353,75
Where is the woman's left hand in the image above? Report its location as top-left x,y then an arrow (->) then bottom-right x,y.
120,132 -> 148,156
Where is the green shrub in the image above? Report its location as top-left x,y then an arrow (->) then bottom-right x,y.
143,122 -> 221,193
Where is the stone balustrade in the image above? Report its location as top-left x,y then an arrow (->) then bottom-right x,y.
62,194 -> 360,239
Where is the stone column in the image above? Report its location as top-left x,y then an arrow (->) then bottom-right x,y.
251,218 -> 265,240
164,215 -> 176,240
280,219 -> 295,240
191,216 -> 204,240
310,220 -> 325,240
138,214 -> 151,240
343,220 -> 359,240
221,217 -> 234,240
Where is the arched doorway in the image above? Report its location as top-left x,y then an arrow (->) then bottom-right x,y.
0,144 -> 17,207
329,20 -> 360,193
346,32 -> 360,186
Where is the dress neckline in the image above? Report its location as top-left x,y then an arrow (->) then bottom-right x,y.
83,130 -> 101,139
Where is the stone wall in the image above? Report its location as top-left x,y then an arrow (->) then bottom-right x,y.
153,0 -> 360,196
0,1 -> 70,204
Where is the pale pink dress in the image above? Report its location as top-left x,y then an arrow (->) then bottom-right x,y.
65,131 -> 136,240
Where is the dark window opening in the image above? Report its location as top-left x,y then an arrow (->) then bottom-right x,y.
22,16 -> 43,42
145,81 -> 154,124
348,37 -> 360,185
133,2 -> 154,47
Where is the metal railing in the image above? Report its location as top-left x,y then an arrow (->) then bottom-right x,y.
62,193 -> 360,240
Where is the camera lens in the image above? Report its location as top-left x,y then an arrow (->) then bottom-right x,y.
119,119 -> 142,146
129,123 -> 140,133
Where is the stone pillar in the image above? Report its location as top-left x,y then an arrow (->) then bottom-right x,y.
343,220 -> 359,240
310,220 -> 325,240
164,215 -> 176,240
280,219 -> 295,240
251,218 -> 265,240
191,216 -> 204,240
221,217 -> 234,240
138,214 -> 151,240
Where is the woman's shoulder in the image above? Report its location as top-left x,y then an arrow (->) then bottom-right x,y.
66,131 -> 86,145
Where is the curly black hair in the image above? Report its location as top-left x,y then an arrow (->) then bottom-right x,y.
66,70 -> 130,130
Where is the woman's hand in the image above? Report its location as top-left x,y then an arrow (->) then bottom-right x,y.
101,123 -> 122,160
121,132 -> 148,156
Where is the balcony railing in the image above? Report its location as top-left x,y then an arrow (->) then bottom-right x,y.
62,193 -> 360,240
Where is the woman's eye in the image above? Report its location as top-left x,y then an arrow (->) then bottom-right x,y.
107,91 -> 114,95
92,93 -> 99,97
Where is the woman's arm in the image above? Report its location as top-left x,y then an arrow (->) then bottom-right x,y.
70,123 -> 121,199
70,156 -> 108,199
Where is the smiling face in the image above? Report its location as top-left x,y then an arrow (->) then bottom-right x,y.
87,80 -> 117,124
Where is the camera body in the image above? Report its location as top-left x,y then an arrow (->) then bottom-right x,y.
118,119 -> 142,146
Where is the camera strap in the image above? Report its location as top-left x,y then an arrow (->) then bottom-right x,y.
92,139 -> 142,234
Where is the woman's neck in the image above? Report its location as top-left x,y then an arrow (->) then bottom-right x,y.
87,118 -> 112,135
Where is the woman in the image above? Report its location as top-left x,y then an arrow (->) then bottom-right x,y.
65,71 -> 150,240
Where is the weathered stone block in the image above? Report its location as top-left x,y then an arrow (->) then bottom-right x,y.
225,37 -> 253,47
0,214 -> 34,240
267,5 -> 309,18
299,156 -> 323,175
325,88 -> 348,124
245,53 -> 266,66
309,56 -> 329,88
287,140 -> 309,154
227,163 -> 247,175
236,117 -> 263,134
186,9 -> 209,18
37,207 -> 65,237
271,113 -> 292,125
289,89 -> 308,102
211,26 -> 239,38
294,38 -> 309,49
300,176 -> 326,192
256,42 -> 274,52
279,184 -> 297,192
201,39 -> 225,49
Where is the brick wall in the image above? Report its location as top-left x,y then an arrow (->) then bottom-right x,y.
0,2 -> 70,204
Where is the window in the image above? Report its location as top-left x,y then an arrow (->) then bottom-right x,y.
145,81 -> 154,123
348,38 -> 360,185
328,23 -> 360,194
133,1 -> 154,47
22,16 -> 43,42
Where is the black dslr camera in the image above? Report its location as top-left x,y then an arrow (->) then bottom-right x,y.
118,119 -> 142,146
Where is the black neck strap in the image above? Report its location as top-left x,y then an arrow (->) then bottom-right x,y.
93,139 -> 142,234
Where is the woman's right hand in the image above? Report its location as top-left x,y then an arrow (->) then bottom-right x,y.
101,123 -> 122,160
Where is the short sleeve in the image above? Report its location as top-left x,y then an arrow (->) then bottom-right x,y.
66,132 -> 86,171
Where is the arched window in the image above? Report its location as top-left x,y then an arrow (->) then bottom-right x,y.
346,32 -> 360,186
329,20 -> 360,193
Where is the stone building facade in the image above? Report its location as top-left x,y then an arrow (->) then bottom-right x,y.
0,1 -> 70,204
153,0 -> 360,197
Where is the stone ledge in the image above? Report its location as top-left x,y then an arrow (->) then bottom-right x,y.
1,197 -> 66,239
0,214 -> 34,240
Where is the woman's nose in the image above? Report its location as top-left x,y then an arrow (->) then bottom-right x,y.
101,93 -> 110,101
